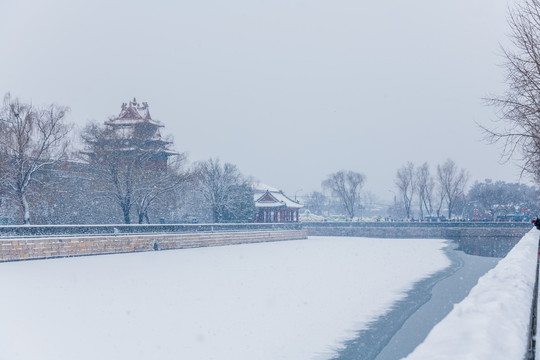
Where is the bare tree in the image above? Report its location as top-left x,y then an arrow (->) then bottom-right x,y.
434,178 -> 447,219
322,170 -> 365,219
304,191 -> 328,216
395,162 -> 416,219
0,131 -> 8,199
483,0 -> 540,179
81,122 -> 135,223
362,191 -> 378,218
81,121 -> 186,224
416,162 -> 442,219
133,155 -> 191,224
0,94 -> 71,224
437,159 -> 469,220
195,158 -> 255,223
415,162 -> 429,219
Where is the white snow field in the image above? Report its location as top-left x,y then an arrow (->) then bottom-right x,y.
0,236 -> 450,360
405,227 -> 539,360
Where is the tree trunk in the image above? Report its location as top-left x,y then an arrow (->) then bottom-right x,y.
347,204 -> 354,219
19,191 -> 31,225
404,195 -> 411,219
122,204 -> 131,224
212,205 -> 221,223
137,209 -> 149,224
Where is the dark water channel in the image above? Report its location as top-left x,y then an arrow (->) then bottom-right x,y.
330,236 -> 521,360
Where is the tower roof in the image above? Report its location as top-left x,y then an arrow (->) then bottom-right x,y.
104,98 -> 164,127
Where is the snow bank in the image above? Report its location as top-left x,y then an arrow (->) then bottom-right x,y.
405,227 -> 539,360
0,236 -> 449,360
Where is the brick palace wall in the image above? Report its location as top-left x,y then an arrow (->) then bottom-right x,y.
0,229 -> 308,262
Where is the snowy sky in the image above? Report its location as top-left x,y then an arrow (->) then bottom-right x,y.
0,0 -> 521,201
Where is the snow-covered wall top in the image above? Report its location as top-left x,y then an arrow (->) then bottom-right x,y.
0,223 -> 302,238
404,228 -> 540,360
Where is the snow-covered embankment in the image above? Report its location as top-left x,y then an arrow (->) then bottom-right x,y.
405,227 -> 539,360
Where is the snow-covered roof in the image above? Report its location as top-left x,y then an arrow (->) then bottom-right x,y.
105,98 -> 164,127
254,187 -> 303,209
105,119 -> 164,127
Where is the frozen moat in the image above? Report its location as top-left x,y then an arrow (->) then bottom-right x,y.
0,232 -> 527,360
332,236 -> 518,360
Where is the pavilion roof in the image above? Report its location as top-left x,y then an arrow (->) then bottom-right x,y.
253,185 -> 303,209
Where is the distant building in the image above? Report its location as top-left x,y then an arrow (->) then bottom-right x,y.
253,184 -> 303,222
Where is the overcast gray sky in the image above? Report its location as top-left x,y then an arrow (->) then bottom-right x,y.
0,0 -> 521,201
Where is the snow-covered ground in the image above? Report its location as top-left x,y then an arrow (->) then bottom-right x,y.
0,236 -> 450,360
405,227 -> 539,360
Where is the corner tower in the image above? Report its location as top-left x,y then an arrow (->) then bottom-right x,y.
102,98 -> 176,170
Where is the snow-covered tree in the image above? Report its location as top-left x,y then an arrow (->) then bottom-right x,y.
81,122 -> 186,224
467,179 -> 540,219
80,100 -> 187,224
484,0 -> 540,181
132,155 -> 191,224
195,158 -> 255,223
0,93 -> 71,224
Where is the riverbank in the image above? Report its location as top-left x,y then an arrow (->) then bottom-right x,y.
405,228 -> 539,360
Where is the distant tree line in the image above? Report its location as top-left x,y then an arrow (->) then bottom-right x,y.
0,94 -> 255,225
303,160 -> 540,221
466,179 -> 539,221
394,159 -> 469,220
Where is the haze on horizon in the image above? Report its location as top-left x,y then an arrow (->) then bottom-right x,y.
0,0 -> 523,202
